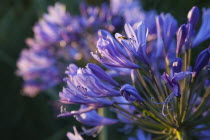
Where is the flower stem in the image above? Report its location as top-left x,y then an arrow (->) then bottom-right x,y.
98,108 -> 108,140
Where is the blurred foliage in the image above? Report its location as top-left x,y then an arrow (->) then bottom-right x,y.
0,0 -> 210,140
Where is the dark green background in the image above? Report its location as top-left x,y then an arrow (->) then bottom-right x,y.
0,0 -> 209,140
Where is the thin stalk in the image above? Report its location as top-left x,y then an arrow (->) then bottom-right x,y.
181,77 -> 194,121
178,52 -> 187,122
98,108 -> 108,140
136,70 -> 153,97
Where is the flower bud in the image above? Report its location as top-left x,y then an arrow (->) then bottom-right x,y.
193,46 -> 210,75
187,6 -> 200,28
120,84 -> 143,102
176,24 -> 188,56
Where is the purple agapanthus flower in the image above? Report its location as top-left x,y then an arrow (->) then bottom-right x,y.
17,2 -> 127,97
92,30 -> 140,69
80,3 -> 124,33
33,3 -> 84,45
57,5 -> 210,139
17,49 -> 60,97
58,63 -> 120,117
115,22 -> 149,64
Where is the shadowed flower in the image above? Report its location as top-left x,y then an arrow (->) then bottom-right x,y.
193,46 -> 210,76
193,8 -> 210,47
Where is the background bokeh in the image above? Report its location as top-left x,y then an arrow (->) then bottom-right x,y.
0,0 -> 209,140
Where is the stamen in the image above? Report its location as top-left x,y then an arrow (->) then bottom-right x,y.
151,97 -> 166,104
151,92 -> 175,116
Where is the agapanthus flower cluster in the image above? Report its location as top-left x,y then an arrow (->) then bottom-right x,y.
17,0 -> 156,97
60,5 -> 210,140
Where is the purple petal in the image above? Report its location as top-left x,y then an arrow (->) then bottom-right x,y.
87,63 -> 119,87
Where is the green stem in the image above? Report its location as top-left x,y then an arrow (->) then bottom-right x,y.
98,108 -> 108,140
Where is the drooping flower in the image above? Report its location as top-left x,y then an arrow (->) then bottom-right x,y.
120,84 -> 144,102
